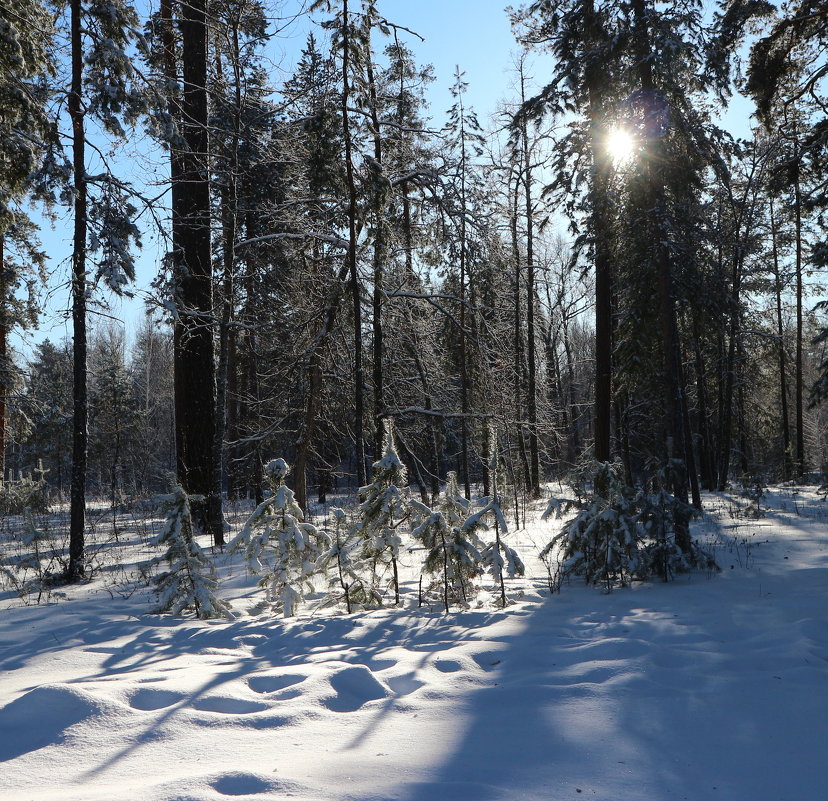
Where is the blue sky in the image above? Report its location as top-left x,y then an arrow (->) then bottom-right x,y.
22,0 -> 530,356
21,0 -> 756,356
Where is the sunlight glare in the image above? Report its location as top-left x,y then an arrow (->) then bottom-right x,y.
606,127 -> 635,165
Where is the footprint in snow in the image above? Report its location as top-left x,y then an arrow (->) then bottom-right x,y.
386,672 -> 425,696
248,674 -> 306,694
472,652 -> 504,671
434,659 -> 462,673
127,687 -> 186,711
323,665 -> 388,712
191,696 -> 268,714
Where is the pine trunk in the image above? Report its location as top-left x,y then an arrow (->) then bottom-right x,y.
68,0 -> 87,582
584,0 -> 613,465
341,0 -> 366,487
174,0 -> 224,544
770,199 -> 791,480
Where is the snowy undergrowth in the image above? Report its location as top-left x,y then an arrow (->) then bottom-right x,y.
1,486 -> 828,801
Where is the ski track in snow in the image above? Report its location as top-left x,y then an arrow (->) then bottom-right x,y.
0,488 -> 827,800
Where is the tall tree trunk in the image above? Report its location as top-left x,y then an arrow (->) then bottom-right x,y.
365,22 -> 386,460
174,0 -> 224,544
213,21 -> 242,512
793,149 -> 805,475
717,242 -> 744,490
518,68 -> 541,497
341,0 -> 366,487
510,175 -> 530,491
458,100 -> 471,500
692,317 -> 715,490
294,253 -> 353,512
631,0 -> 690,549
0,236 -> 7,481
584,0 -> 613,464
68,0 -> 87,582
770,198 -> 791,480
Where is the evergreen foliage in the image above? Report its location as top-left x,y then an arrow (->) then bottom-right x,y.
542,462 -> 714,591
355,419 -> 409,604
315,507 -> 366,613
410,471 -> 486,611
152,486 -> 231,619
0,467 -> 49,516
228,459 -> 329,617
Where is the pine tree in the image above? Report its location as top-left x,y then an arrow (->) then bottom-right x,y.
410,471 -> 486,611
355,419 -> 408,604
0,1 -> 53,478
229,458 -> 329,616
541,461 -> 640,591
441,67 -> 486,499
54,0 -> 145,581
474,427 -> 524,606
152,486 -> 231,619
316,507 -> 365,613
88,324 -> 139,503
20,341 -> 74,496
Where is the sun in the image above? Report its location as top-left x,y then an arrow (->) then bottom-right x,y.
606,127 -> 635,165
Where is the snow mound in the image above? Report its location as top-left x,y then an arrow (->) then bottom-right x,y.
323,664 -> 388,712
0,683 -> 119,761
210,771 -> 282,796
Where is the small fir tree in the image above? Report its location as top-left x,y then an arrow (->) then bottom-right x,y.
541,461 -> 714,591
228,458 -> 329,617
475,427 -> 525,606
411,471 -> 486,611
0,511 -> 60,602
541,462 -> 640,591
636,461 -> 704,579
152,486 -> 231,619
316,507 -> 366,613
355,419 -> 409,605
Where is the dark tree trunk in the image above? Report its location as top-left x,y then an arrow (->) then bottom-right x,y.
364,19 -> 387,461
174,0 -> 224,544
0,236 -> 7,481
584,0 -> 613,464
770,198 -> 791,480
510,177 -> 530,491
294,254 -> 352,512
518,69 -> 541,497
631,0 -> 690,549
458,112 -> 471,500
341,0 -> 366,487
692,317 -> 716,491
68,0 -> 87,582
793,152 -> 805,475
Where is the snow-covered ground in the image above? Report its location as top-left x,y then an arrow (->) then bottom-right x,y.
2,487 -> 827,801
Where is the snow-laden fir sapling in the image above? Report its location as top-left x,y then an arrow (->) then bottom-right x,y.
736,472 -> 766,519
151,486 -> 232,619
355,419 -> 409,605
542,460 -> 715,591
315,507 -> 366,613
410,471 -> 487,611
472,426 -> 524,606
636,461 -> 706,580
541,461 -> 640,591
228,458 -> 329,617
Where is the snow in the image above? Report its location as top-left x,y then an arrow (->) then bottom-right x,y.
2,487 -> 828,800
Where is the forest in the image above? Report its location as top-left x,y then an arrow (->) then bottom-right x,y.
1,0 -> 827,597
